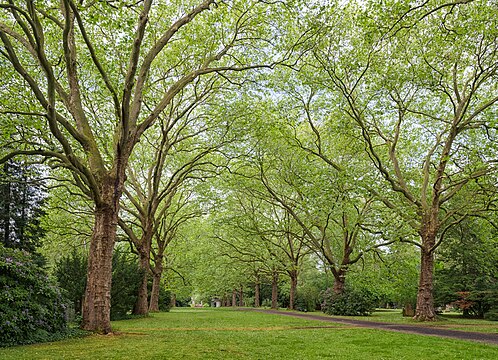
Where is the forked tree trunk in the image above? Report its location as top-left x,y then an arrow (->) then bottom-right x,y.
414,247 -> 436,321
271,272 -> 279,309
329,244 -> 350,296
81,177 -> 122,333
288,270 -> 298,310
254,282 -> 260,307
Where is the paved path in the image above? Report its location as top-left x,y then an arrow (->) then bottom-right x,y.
251,309 -> 498,345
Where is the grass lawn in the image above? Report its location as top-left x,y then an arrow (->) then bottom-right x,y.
0,308 -> 496,360
298,308 -> 498,334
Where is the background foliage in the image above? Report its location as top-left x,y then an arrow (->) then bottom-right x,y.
0,245 -> 68,347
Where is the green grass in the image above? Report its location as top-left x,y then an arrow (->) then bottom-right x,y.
299,308 -> 498,333
0,308 -> 496,360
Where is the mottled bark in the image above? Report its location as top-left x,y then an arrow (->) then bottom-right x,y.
414,248 -> 436,321
81,177 -> 122,333
332,268 -> 346,295
414,215 -> 437,321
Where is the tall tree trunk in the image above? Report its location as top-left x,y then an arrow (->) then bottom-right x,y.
254,282 -> 260,307
148,272 -> 161,312
414,217 -> 437,321
81,176 -> 122,333
133,239 -> 152,315
271,271 -> 279,309
414,249 -> 435,321
288,270 -> 298,310
148,255 -> 163,312
239,285 -> 244,307
170,293 -> 176,308
232,289 -> 237,307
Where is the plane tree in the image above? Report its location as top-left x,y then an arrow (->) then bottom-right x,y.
0,0 -> 292,332
117,79 -> 233,314
215,182 -> 309,309
233,93 -> 397,295
256,151 -> 391,295
146,186 -> 206,311
309,0 -> 498,320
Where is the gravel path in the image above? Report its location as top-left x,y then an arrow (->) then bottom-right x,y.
251,309 -> 498,345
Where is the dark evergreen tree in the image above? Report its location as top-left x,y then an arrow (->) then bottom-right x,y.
435,218 -> 498,318
54,247 -> 143,320
0,160 -> 46,253
54,249 -> 88,317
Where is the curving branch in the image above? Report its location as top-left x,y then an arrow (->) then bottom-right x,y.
129,0 -> 216,126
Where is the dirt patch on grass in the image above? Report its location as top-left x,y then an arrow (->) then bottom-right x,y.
114,325 -> 351,333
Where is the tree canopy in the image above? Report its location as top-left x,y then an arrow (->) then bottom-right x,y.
1,0 -> 497,335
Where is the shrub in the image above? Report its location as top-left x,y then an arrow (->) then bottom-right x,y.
158,288 -> 172,312
450,290 -> 498,318
295,286 -> 324,312
466,290 -> 498,318
0,245 -> 68,347
261,298 -> 280,308
321,287 -> 377,316
54,249 -> 87,319
483,309 -> 498,321
54,248 -> 144,322
110,249 -> 143,320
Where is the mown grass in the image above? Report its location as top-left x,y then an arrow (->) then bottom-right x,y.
0,308 -> 496,360
302,308 -> 498,334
